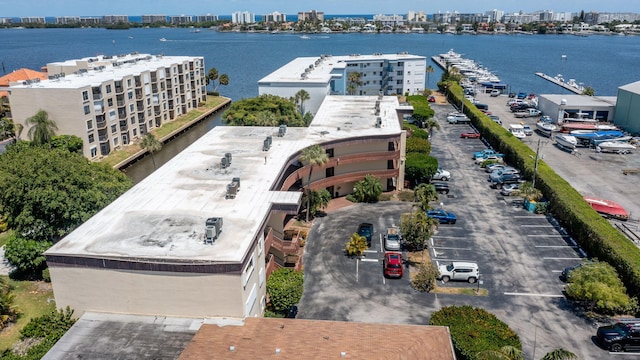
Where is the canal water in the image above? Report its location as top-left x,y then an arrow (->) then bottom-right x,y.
121,111 -> 225,183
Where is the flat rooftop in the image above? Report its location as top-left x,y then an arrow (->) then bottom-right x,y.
540,94 -> 617,107
258,53 -> 426,85
45,95 -> 402,264
10,53 -> 198,89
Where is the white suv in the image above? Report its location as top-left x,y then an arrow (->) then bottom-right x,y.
447,114 -> 470,124
438,262 -> 479,283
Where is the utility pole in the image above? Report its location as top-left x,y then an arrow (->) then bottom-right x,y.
533,138 -> 541,188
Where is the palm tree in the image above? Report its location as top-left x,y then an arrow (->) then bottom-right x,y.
140,133 -> 163,170
295,89 -> 310,114
424,118 -> 440,137
26,110 -> 58,146
347,72 -> 363,95
299,144 -> 328,222
414,183 -> 438,211
426,65 -> 435,88
217,73 -> 230,92
477,346 -> 524,360
540,348 -> 578,360
206,67 -> 218,91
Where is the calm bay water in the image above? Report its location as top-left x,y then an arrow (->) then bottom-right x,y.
2,28 -> 639,100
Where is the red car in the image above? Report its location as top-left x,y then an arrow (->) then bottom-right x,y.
461,131 -> 481,139
428,95 -> 436,102
383,252 -> 403,278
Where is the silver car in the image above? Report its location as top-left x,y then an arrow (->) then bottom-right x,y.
500,183 -> 520,196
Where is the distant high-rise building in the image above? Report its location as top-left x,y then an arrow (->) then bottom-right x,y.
484,9 -> 504,23
80,17 -> 102,26
263,11 -> 286,22
103,15 -> 129,24
406,11 -> 426,22
232,11 -> 255,24
142,15 -> 167,24
170,15 -> 193,25
20,17 -> 45,24
55,17 -> 80,25
194,14 -> 218,22
373,14 -> 405,27
298,10 -> 324,22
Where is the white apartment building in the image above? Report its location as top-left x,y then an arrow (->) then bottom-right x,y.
55,17 -> 80,25
263,11 -> 287,22
8,53 -> 207,159
232,11 -> 255,24
45,94 -> 407,319
102,15 -> 129,23
258,53 -> 426,114
20,17 -> 45,24
170,15 -> 193,25
142,15 -> 167,23
195,14 -> 218,22
373,14 -> 405,27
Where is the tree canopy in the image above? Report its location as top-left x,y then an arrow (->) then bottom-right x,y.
266,268 -> 304,313
223,95 -> 309,127
404,153 -> 438,186
0,145 -> 132,240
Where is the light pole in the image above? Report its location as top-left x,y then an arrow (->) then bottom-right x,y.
533,138 -> 540,188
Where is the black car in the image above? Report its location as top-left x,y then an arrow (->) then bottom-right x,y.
285,304 -> 299,318
431,181 -> 450,194
596,320 -> 640,352
510,103 -> 535,112
357,223 -> 374,246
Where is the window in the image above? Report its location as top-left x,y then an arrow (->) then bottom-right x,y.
388,141 -> 395,151
326,167 -> 334,177
243,256 -> 255,287
397,71 -> 403,76
127,79 -> 132,87
109,110 -> 116,121
84,105 -> 90,115
388,160 -> 394,169
259,268 -> 265,287
397,62 -> 404,66
105,84 -> 112,93
258,237 -> 264,255
113,137 -> 119,146
107,98 -> 113,107
130,117 -> 135,125
82,91 -> 89,101
128,91 -> 133,100
325,148 -> 334,158
90,147 -> 97,157
88,134 -> 95,143
132,129 -> 137,137
129,104 -> 134,112
86,120 -> 93,130
111,124 -> 117,133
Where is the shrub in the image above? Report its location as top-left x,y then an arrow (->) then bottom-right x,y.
430,305 -> 521,360
266,268 -> 304,313
397,190 -> 415,202
412,263 -> 438,292
350,175 -> 383,203
406,136 -> 431,155
377,193 -> 392,201
4,235 -> 52,280
345,233 -> 368,257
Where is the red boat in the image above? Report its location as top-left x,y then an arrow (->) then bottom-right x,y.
583,196 -> 629,220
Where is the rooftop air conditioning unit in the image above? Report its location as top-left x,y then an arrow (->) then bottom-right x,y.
278,124 -> 287,137
263,137 -> 271,151
204,217 -> 223,244
225,152 -> 232,165
375,117 -> 382,128
221,157 -> 229,169
226,182 -> 238,199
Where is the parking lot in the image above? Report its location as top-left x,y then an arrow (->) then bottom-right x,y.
297,98 -> 639,359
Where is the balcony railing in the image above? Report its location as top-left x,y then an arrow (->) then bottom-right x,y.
115,86 -> 124,94
96,119 -> 107,130
265,254 -> 277,278
135,91 -> 143,100
116,100 -> 125,107
98,134 -> 109,142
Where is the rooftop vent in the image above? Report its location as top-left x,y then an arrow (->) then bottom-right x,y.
225,152 -> 232,165
375,117 -> 382,128
204,217 -> 223,244
221,157 -> 229,169
263,136 -> 272,151
278,125 -> 287,137
226,181 -> 238,199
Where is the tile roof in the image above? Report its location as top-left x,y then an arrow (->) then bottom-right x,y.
0,68 -> 47,87
179,317 -> 455,359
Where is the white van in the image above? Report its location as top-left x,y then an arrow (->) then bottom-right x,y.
509,124 -> 526,139
437,262 -> 479,283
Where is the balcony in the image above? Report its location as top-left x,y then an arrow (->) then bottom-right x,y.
119,120 -> 128,130
135,90 -> 143,100
166,79 -> 172,87
92,93 -> 102,100
98,134 -> 109,142
265,254 -> 277,278
118,111 -> 127,120
138,116 -> 146,124
116,99 -> 125,107
115,86 -> 124,94
96,119 -> 107,130
151,85 -> 158,93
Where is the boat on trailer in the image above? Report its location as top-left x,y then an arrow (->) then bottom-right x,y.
583,196 -> 630,220
536,121 -> 557,137
596,141 -> 636,154
555,134 -> 578,150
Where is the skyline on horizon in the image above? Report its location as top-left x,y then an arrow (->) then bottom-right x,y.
1,0 -> 637,18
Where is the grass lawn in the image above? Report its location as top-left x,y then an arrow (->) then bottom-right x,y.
0,230 -> 13,248
100,97 -> 229,168
0,279 -> 55,351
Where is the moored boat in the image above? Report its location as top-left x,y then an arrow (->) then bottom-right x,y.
555,134 -> 578,150
583,196 -> 629,220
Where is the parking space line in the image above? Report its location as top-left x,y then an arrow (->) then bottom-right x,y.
527,234 -> 569,238
513,215 -> 541,218
521,225 -> 555,228
360,258 -> 378,262
543,257 -> 584,260
503,292 -> 565,298
431,236 -> 468,240
535,245 -> 579,248
432,246 -> 472,250
363,250 -> 377,253
434,258 -> 476,263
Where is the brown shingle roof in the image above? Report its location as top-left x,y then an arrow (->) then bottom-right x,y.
179,317 -> 455,359
0,68 -> 47,87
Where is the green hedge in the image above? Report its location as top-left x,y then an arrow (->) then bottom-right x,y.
430,305 -> 521,360
445,82 -> 640,296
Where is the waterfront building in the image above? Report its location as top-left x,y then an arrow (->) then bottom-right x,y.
232,11 -> 255,24
258,53 -> 426,114
142,15 -> 167,24
102,15 -> 129,24
262,11 -> 286,23
297,10 -> 324,22
372,14 -> 405,27
484,9 -> 504,23
194,14 -> 218,23
79,17 -> 102,26
19,17 -> 45,24
503,12 -> 537,24
406,11 -> 427,23
8,53 -> 206,159
537,94 -> 616,123
0,68 -> 47,99
170,15 -> 193,25
614,81 -> 640,134
0,18 -> 12,24
44,92 -> 407,318
55,16 -> 80,25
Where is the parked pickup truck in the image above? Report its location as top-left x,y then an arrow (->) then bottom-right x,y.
514,109 -> 542,118
473,149 -> 504,160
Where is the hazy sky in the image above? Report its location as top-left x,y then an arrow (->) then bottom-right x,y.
1,0 -> 637,17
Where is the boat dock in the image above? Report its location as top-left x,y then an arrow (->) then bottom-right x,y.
535,72 -> 584,94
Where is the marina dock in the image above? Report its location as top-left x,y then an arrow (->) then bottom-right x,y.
535,72 -> 585,94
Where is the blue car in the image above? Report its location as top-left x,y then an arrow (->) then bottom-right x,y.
426,209 -> 457,224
